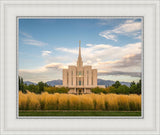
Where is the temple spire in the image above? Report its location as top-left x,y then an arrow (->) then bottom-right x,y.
77,40 -> 83,67
79,40 -> 81,58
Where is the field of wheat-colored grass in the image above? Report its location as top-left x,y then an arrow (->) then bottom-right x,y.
19,91 -> 141,111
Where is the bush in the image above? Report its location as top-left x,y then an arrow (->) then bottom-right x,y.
44,87 -> 69,94
19,92 -> 141,111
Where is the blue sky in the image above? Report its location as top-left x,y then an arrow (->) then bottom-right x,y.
19,18 -> 142,83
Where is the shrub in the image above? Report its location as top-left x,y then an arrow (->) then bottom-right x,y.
19,92 -> 141,111
58,94 -> 69,110
19,91 -> 28,110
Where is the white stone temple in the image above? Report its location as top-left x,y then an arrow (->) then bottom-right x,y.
60,40 -> 105,94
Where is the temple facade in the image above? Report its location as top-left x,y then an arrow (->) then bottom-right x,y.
62,41 -> 105,94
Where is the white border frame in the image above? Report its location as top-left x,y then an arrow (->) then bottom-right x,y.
0,0 -> 159,135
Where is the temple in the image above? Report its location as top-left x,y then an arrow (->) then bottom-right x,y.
61,41 -> 105,94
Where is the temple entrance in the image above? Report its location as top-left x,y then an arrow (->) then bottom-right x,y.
76,88 -> 84,95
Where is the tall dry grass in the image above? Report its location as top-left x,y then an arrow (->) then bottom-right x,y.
19,91 -> 141,111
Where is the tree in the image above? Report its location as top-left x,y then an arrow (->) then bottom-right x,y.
112,81 -> 121,88
130,84 -> 137,94
91,87 -> 105,94
117,85 -> 130,94
44,86 -> 69,94
136,80 -> 141,95
44,83 -> 49,87
19,76 -> 21,91
18,76 -> 26,93
109,86 -> 117,93
129,80 -> 141,94
38,81 -> 44,94
28,84 -> 39,93
130,81 -> 136,87
20,77 -> 24,92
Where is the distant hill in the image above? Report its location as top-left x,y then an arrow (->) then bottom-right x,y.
46,79 -> 62,86
97,79 -> 115,87
120,82 -> 131,87
24,79 -> 131,87
97,79 -> 130,87
24,81 -> 37,85
46,79 -> 130,87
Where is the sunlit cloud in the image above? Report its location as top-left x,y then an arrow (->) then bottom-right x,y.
55,42 -> 141,63
99,19 -> 142,41
19,42 -> 141,82
55,47 -> 78,54
19,63 -> 64,82
42,51 -> 52,56
86,44 -> 93,47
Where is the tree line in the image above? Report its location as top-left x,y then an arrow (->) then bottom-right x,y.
19,76 -> 141,95
19,76 -> 69,94
91,80 -> 141,95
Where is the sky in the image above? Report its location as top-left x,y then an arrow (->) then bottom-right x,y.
18,18 -> 142,83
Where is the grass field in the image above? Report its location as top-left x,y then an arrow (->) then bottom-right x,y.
19,92 -> 141,111
19,110 -> 141,116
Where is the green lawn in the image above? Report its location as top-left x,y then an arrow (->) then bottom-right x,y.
19,110 -> 141,116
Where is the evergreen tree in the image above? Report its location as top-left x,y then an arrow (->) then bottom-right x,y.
112,81 -> 121,88
44,83 -> 49,87
38,81 -> 44,94
19,76 -> 26,93
129,81 -> 137,94
117,85 -> 130,94
130,81 -> 136,87
19,76 -> 21,91
20,77 -> 23,92
136,80 -> 141,94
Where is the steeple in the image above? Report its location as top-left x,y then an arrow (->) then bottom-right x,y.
77,40 -> 83,67
78,40 -> 81,59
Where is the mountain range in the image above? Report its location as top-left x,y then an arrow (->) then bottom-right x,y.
24,79 -> 131,87
24,81 -> 37,85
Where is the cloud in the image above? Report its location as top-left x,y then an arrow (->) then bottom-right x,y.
55,47 -> 78,54
99,19 -> 142,41
45,63 -> 64,69
20,32 -> 32,38
56,42 -> 141,62
21,32 -> 48,46
99,32 -> 117,41
112,53 -> 141,68
113,20 -> 142,33
19,63 -> 64,82
20,63 -> 64,73
54,42 -> 141,76
86,44 -> 93,47
42,51 -> 52,56
20,42 -> 142,82
98,71 -> 141,77
22,39 -> 48,46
